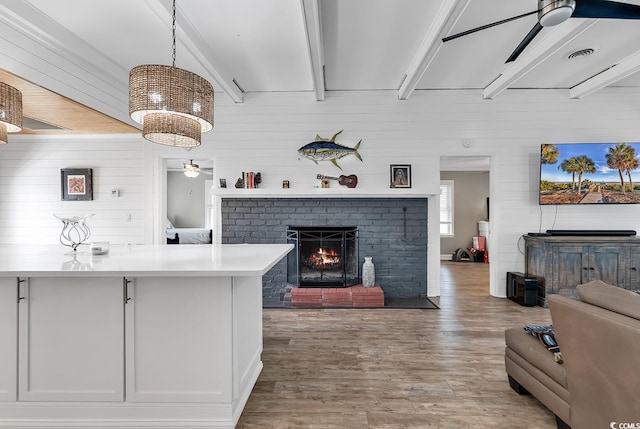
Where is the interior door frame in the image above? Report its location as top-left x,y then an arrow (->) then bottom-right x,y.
437,155 -> 494,297
151,150 -> 217,244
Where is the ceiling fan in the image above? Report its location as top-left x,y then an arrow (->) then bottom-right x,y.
183,160 -> 201,178
443,0 -> 640,63
168,160 -> 213,177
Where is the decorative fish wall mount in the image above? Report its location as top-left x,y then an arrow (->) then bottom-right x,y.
298,130 -> 362,170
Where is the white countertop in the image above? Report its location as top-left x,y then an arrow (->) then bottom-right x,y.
0,244 -> 294,277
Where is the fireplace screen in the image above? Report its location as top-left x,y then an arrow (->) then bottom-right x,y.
287,226 -> 358,287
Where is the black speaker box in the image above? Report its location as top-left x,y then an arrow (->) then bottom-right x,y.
507,272 -> 540,307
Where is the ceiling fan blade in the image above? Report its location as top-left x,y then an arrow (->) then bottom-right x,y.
573,0 -> 640,19
442,10 -> 537,42
505,22 -> 544,63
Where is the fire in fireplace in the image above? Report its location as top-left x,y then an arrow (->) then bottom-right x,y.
287,226 -> 358,287
305,247 -> 341,270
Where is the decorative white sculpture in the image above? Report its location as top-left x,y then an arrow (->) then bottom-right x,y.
53,213 -> 95,252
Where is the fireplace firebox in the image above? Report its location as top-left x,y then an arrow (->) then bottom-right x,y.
286,226 -> 358,287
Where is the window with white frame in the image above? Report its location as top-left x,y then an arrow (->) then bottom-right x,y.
440,181 -> 454,236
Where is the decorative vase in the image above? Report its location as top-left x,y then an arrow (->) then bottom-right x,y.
362,256 -> 375,287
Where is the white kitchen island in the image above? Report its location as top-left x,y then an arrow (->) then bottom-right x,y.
0,243 -> 292,429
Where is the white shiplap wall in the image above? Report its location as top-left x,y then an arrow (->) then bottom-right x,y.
0,134 -> 147,245
3,88 -> 640,298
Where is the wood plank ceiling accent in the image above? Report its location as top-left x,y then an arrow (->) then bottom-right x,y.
0,68 -> 139,135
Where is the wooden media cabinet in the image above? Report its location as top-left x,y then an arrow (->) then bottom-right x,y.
523,235 -> 640,306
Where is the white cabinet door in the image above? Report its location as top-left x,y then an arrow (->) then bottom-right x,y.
0,278 -> 17,401
18,277 -> 124,401
125,276 -> 233,402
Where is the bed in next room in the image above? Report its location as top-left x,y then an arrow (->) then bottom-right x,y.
166,219 -> 212,244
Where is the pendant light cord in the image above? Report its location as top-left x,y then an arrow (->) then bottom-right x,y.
171,0 -> 177,67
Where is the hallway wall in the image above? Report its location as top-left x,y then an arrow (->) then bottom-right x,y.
440,171 -> 489,255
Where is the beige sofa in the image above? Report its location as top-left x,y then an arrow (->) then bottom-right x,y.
505,280 -> 640,429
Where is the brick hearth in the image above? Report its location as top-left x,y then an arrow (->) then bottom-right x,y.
290,285 -> 384,307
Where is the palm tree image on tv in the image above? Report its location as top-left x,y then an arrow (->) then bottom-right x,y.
606,143 -> 639,194
541,144 -> 559,165
540,143 -> 640,204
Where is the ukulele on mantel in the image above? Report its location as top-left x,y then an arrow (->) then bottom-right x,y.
317,174 -> 358,188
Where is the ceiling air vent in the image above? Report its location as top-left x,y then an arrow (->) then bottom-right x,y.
22,115 -> 67,131
567,48 -> 595,60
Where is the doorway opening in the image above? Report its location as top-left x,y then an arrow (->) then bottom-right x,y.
439,156 -> 492,296
166,159 -> 213,226
153,154 -> 216,245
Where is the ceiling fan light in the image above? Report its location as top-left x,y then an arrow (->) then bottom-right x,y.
184,169 -> 200,178
183,160 -> 200,178
0,82 -> 23,144
539,0 -> 576,27
143,113 -> 202,148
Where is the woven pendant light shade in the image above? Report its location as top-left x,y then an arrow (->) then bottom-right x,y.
129,64 -> 213,147
0,125 -> 7,146
142,112 -> 201,147
128,0 -> 214,147
0,82 -> 23,145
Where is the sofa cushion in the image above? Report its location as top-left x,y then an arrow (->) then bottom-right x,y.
577,280 -> 640,320
505,327 -> 567,388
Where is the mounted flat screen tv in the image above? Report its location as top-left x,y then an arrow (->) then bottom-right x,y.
539,143 -> 640,205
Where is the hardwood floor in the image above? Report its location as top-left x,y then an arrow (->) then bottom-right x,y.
237,262 -> 555,428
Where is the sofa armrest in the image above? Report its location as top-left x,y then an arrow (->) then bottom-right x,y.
549,294 -> 640,429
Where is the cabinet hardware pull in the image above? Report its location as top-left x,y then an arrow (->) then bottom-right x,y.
632,267 -> 638,271
123,278 -> 132,304
17,278 -> 26,302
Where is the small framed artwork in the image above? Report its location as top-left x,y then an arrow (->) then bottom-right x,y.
390,164 -> 411,188
219,178 -> 227,188
61,168 -> 93,201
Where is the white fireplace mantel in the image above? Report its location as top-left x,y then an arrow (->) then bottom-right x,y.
212,188 -> 436,199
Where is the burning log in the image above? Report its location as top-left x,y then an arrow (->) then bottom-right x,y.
304,247 -> 342,270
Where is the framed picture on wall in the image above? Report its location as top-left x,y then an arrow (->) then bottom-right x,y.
61,168 -> 93,201
390,164 -> 411,188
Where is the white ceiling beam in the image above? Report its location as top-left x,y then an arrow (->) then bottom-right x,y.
570,49 -> 640,99
144,0 -> 243,103
398,0 -> 470,100
300,0 -> 325,101
483,19 -> 597,100
0,0 -> 135,127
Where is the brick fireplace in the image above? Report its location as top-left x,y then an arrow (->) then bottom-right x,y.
220,197 -> 428,302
